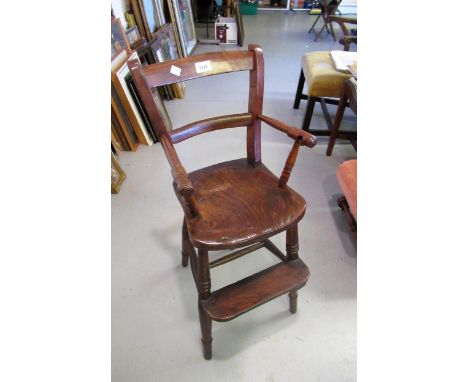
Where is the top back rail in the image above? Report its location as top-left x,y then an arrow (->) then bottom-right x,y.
140,51 -> 254,88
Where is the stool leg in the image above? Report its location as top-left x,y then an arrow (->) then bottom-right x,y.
293,70 -> 305,109
286,225 -> 299,314
302,97 -> 316,132
308,14 -> 321,33
326,90 -> 348,156
181,218 -> 190,267
198,248 -> 212,360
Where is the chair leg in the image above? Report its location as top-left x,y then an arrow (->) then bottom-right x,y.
286,225 -> 299,314
302,97 -> 316,131
198,300 -> 212,360
197,248 -> 212,360
308,14 -> 321,33
288,290 -> 298,314
293,69 -> 305,109
181,218 -> 190,267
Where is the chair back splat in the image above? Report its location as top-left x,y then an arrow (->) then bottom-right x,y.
129,44 -> 317,360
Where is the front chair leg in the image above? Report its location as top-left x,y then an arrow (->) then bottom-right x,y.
198,248 -> 212,360
198,300 -> 212,360
286,225 -> 300,314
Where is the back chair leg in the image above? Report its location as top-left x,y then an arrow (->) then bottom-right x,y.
181,219 -> 190,267
293,70 -> 305,109
286,225 -> 300,314
302,97 -> 317,131
197,248 -> 212,360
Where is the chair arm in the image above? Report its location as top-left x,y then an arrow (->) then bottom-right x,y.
327,15 -> 357,25
257,115 -> 317,148
160,136 -> 194,197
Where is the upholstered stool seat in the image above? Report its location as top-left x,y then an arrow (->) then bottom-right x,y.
294,51 -> 354,140
336,159 -> 357,230
302,51 -> 351,98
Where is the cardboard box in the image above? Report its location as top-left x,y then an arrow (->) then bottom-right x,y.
215,17 -> 238,45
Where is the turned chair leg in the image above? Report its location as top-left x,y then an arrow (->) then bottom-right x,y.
286,225 -> 300,314
181,219 -> 190,267
293,69 -> 305,109
198,300 -> 212,360
197,248 -> 212,360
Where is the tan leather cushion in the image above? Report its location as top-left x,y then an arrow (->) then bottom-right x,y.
302,51 -> 352,98
336,160 -> 357,220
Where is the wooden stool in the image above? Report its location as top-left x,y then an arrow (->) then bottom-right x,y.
336,159 -> 357,231
293,51 -> 355,143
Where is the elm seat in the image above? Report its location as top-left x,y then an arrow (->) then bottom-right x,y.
182,158 -> 307,250
337,159 -> 357,229
302,51 -> 351,98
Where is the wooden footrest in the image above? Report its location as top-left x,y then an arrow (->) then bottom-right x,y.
201,259 -> 310,322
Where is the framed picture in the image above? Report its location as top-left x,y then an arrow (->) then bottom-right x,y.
168,0 -> 197,57
131,0 -> 166,41
111,153 -> 126,194
149,24 -> 179,63
125,26 -> 141,45
111,18 -> 131,60
112,51 -> 154,146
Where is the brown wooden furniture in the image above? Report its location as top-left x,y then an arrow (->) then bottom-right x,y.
326,76 -> 357,156
327,14 -> 357,51
308,0 -> 342,41
336,159 -> 356,231
129,44 -> 317,360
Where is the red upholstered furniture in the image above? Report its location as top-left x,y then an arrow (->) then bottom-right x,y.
336,159 -> 356,230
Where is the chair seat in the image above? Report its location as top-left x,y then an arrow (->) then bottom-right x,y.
184,158 -> 307,250
302,51 -> 352,98
336,159 -> 357,220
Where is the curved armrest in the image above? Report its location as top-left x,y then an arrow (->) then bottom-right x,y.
257,115 -> 317,148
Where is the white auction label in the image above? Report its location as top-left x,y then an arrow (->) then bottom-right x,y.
195,60 -> 212,73
170,65 -> 181,76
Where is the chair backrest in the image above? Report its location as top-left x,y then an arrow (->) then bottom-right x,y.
129,44 -> 265,165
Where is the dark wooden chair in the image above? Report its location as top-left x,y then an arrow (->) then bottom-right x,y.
308,0 -> 342,41
129,44 -> 317,360
327,14 -> 357,51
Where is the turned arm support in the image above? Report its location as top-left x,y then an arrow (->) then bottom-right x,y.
160,135 -> 199,217
257,115 -> 317,148
257,115 -> 317,187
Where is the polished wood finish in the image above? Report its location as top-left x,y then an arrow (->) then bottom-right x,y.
141,51 -> 254,88
201,259 -> 310,322
170,113 -> 253,143
247,45 -> 264,165
130,46 -> 314,359
183,159 -> 307,250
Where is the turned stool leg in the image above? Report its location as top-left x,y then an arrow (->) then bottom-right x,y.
286,225 -> 300,314
181,219 -> 190,267
198,248 -> 212,360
